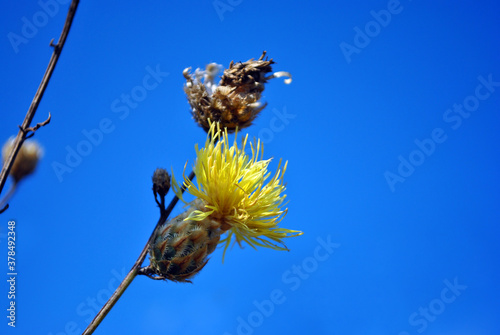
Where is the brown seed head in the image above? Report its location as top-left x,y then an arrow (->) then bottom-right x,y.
183,51 -> 292,133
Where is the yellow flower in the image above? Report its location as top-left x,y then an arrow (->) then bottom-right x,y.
172,122 -> 302,257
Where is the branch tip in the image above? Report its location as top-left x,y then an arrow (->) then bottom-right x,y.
22,112 -> 52,138
0,204 -> 9,214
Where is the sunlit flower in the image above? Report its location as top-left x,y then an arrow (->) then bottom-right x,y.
2,137 -> 43,182
173,121 -> 302,256
183,51 -> 292,133
148,122 -> 302,282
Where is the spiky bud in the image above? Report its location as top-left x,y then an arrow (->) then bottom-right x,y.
148,199 -> 227,282
152,168 -> 171,199
2,138 -> 43,183
183,51 -> 292,133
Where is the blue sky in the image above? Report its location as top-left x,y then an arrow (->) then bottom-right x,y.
1,1 -> 499,334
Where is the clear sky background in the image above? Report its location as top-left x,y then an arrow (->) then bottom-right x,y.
1,1 -> 499,334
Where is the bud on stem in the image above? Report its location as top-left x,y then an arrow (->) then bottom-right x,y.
148,199 -> 226,282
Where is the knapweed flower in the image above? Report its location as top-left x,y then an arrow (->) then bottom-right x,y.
2,137 -> 43,183
148,122 -> 302,282
183,51 -> 292,133
177,121 -> 302,252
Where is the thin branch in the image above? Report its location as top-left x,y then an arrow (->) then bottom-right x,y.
82,170 -> 195,335
0,204 -> 8,214
0,183 -> 17,213
0,0 -> 80,203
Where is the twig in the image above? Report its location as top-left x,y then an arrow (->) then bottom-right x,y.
0,1 -> 80,204
0,204 -> 9,214
153,185 -> 166,216
22,112 -> 52,139
0,183 -> 17,211
82,170 -> 195,335
0,183 -> 17,214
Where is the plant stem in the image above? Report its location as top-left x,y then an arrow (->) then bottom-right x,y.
0,0 -> 79,202
81,267 -> 138,335
82,170 -> 195,335
0,182 -> 18,212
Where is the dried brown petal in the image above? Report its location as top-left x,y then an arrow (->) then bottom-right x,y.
183,51 -> 291,133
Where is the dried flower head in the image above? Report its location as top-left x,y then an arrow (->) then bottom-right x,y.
173,121 -> 302,257
183,51 -> 292,133
2,138 -> 43,183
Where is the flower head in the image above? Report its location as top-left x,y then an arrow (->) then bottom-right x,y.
183,51 -> 292,133
2,137 -> 43,183
172,122 -> 302,258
